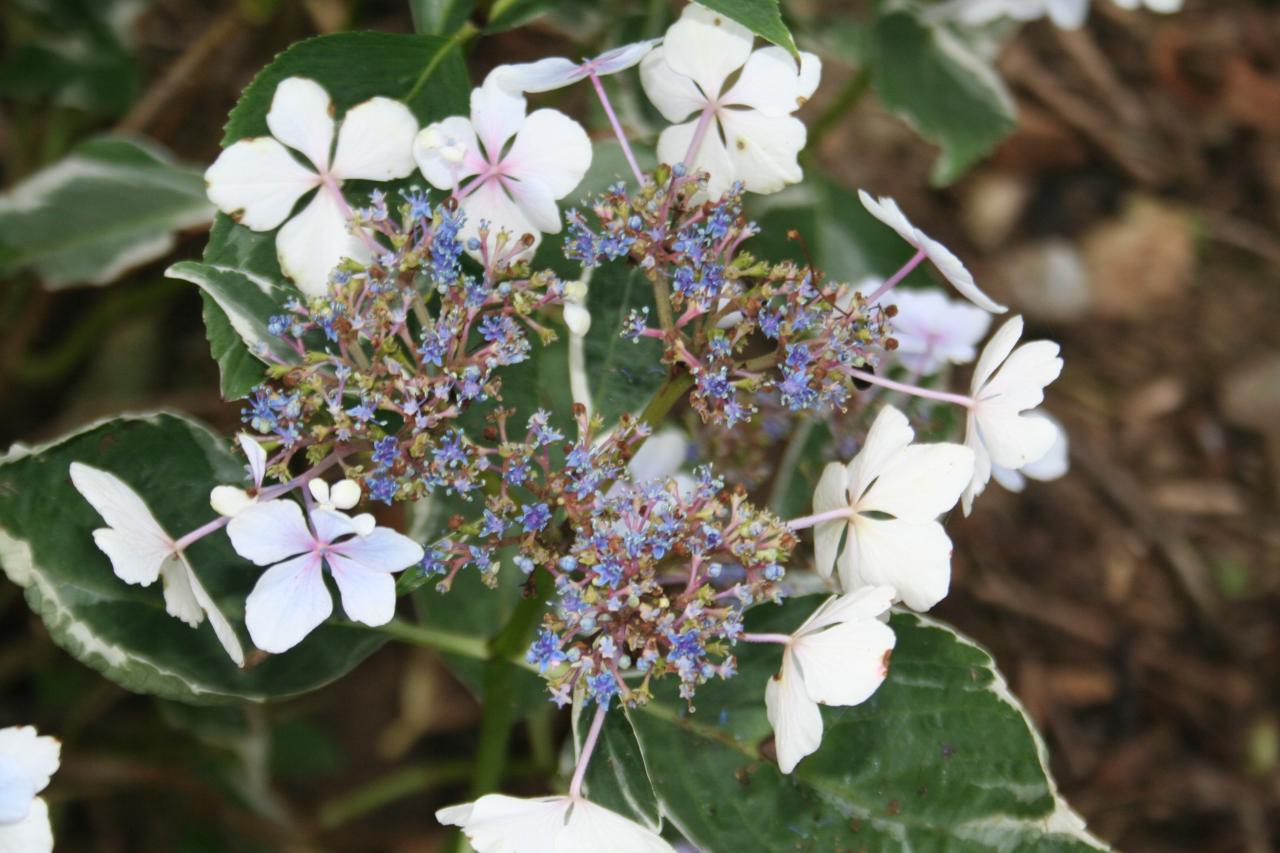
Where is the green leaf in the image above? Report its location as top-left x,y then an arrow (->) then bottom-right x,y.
578,705 -> 663,831
0,413 -> 385,704
0,135 -> 213,288
179,31 -> 473,397
866,10 -> 1017,185
698,0 -> 798,56
483,0 -> 565,33
410,0 -> 475,35
582,265 -> 666,428
618,602 -> 1108,851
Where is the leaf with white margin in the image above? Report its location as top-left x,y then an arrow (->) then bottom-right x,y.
0,135 -> 213,289
0,412 -> 385,705
613,600 -> 1110,852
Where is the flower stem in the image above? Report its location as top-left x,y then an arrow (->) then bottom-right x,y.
639,371 -> 695,431
847,368 -> 974,408
684,104 -> 717,166
786,506 -> 854,532
740,632 -> 791,645
375,620 -> 489,659
865,248 -> 927,304
589,72 -> 645,185
568,704 -> 607,798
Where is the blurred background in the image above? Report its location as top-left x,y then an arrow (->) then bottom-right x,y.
1,0 -> 1277,850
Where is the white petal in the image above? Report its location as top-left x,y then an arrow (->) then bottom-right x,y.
204,137 -> 318,231
437,794 -> 565,853
307,479 -> 331,505
0,797 -> 52,853
811,462 -> 849,579
639,47 -> 706,123
974,404 -> 1061,470
889,289 -> 992,371
0,727 -> 59,799
226,499 -> 314,566
472,72 -> 527,160
858,190 -> 919,247
845,406 -> 915,503
978,340 -> 1063,411
799,586 -> 897,634
971,315 -> 1025,395
765,655 -> 823,774
847,517 -> 955,612
1020,413 -> 1069,481
459,178 -> 540,256
159,557 -> 202,628
309,507 -> 358,545
961,413 -> 991,516
266,77 -> 336,172
244,553 -> 331,654
792,617 -> 895,707
1048,0 -> 1090,27
723,48 -> 822,115
628,429 -> 689,483
330,526 -> 425,573
655,118 -> 736,200
506,175 -> 563,234
717,110 -> 806,195
504,109 -> 593,199
330,97 -> 419,181
562,798 -> 676,853
210,485 -> 254,517
329,479 -> 362,510
919,231 -> 1006,313
70,462 -> 173,586
0,761 -> 35,824
237,433 -> 267,487
860,443 -> 974,523
564,302 -> 592,337
180,557 -> 246,666
276,188 -> 370,298
592,39 -> 662,76
326,554 -> 398,626
662,2 -> 753,102
990,463 -> 1027,493
414,117 -> 483,190
494,57 -> 584,94
350,513 -> 377,537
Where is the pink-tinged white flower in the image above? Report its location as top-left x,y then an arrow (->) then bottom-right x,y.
858,190 -> 1007,313
640,3 -> 821,199
811,406 -> 973,611
962,316 -> 1065,514
0,726 -> 59,853
991,411 -> 1070,493
69,463 -> 245,666
764,587 -> 897,774
413,71 -> 592,258
941,0 -> 1089,28
210,433 -> 268,517
880,288 -> 993,375
494,40 -> 660,93
227,499 -> 423,653
437,793 -> 675,853
204,77 -> 418,297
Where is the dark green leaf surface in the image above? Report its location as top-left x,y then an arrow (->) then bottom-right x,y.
0,136 -> 212,288
698,0 -> 798,56
0,413 -> 384,704
619,601 -> 1108,851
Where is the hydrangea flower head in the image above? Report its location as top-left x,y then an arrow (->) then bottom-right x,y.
204,77 -> 419,295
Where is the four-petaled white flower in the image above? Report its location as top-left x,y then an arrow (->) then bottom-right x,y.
227,499 -> 423,653
640,3 -> 821,199
962,315 -> 1065,514
210,433 -> 269,518
205,76 -> 419,297
414,71 -> 592,258
70,463 -> 246,666
991,410 -> 1069,493
494,40 -> 660,93
0,726 -> 60,853
437,793 -> 675,853
812,406 -> 973,612
858,190 -> 1007,314
764,586 -> 897,774
307,478 -> 365,518
879,287 -> 993,375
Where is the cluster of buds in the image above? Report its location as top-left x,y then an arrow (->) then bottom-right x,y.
566,167 -> 897,426
241,190 -> 568,503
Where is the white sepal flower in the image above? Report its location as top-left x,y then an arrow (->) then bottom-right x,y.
941,0 -> 1089,28
764,587 -> 897,774
69,463 -> 246,666
882,288 -> 994,374
204,77 -> 418,297
495,40 -> 660,93
210,433 -> 269,517
858,191 -> 1007,313
990,411 -> 1070,493
437,793 -> 675,853
811,406 -> 973,611
413,71 -> 592,258
227,499 -> 423,653
962,316 -> 1064,514
640,3 -> 821,199
0,726 -> 60,853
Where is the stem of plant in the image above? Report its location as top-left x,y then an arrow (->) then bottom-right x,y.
568,704 -> 607,798
785,506 -> 854,531
847,368 -> 975,408
865,248 -> 927,304
589,72 -> 645,185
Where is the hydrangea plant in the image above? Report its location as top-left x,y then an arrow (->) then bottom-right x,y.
0,0 -> 1186,849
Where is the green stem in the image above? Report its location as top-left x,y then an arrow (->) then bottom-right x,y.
639,371 -> 694,431
376,620 -> 489,660
404,22 -> 478,106
650,272 -> 676,335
